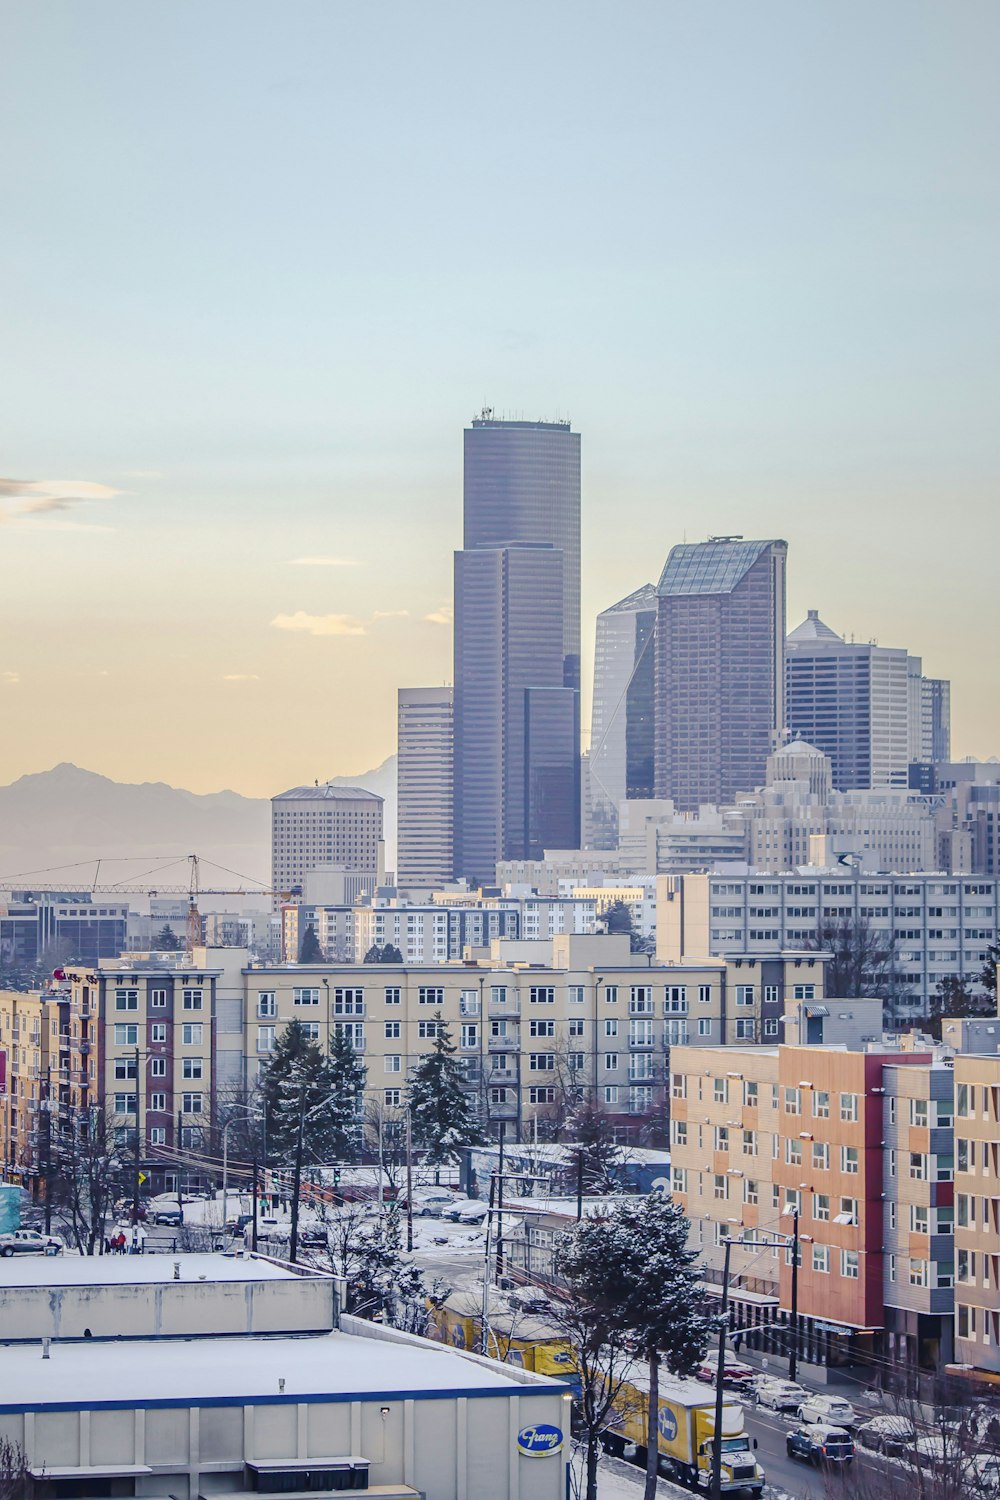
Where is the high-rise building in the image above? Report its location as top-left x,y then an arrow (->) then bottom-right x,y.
270,784 -> 383,908
588,584 -> 657,849
785,610 -> 910,789
453,416 -> 581,881
396,686 -> 454,889
654,537 -> 787,810
907,655 -> 951,764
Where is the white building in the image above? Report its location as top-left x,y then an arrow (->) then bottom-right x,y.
396,685 -> 454,889
271,783 -> 384,910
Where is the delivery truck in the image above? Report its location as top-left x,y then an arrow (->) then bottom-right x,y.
604,1369 -> 765,1495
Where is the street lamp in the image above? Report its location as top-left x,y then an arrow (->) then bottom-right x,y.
221,1105 -> 262,1248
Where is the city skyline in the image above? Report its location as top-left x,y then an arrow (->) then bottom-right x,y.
2,2 -> 998,796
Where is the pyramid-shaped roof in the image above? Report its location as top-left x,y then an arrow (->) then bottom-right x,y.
786,609 -> 843,643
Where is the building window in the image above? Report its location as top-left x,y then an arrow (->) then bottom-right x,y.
812,1245 -> 829,1273
665,985 -> 687,1013
605,1018 -> 618,1037
743,1129 -> 756,1156
300,1021 -> 320,1041
114,1093 -> 136,1116
604,1054 -> 619,1072
181,1023 -> 203,1045
257,1026 -> 275,1054
812,1142 -> 829,1170
956,1083 -> 969,1118
150,989 -> 167,1009
385,1020 -> 401,1039
743,1079 -> 758,1107
149,1126 -> 166,1147
814,1193 -> 830,1222
460,1024 -> 478,1050
841,1146 -> 859,1174
115,989 -> 138,1012
841,1250 -> 859,1279
529,1019 -> 555,1037
604,986 -> 618,1004
784,1086 -> 800,1115
384,987 -> 401,1005
384,1088 -> 402,1107
910,1204 -> 929,1234
182,1058 -> 202,1079
529,1087 -> 555,1104
839,1093 -> 858,1122
744,1180 -> 758,1205
151,1023 -> 166,1043
698,1018 -> 713,1038
490,1088 -> 510,1105
333,1021 -> 364,1051
569,1017 -> 585,1037
714,1175 -> 727,1200
568,985 -> 585,1005
149,1092 -> 166,1111
715,1126 -> 729,1151
529,987 -> 555,1004
673,1120 -> 688,1146
257,992 -> 277,1017
734,985 -> 754,1007
114,1057 -> 137,1081
419,987 -> 444,1006
490,986 -> 508,1006
604,1086 -> 619,1105
958,1305 -> 976,1338
182,1093 -> 203,1114
671,1073 -> 686,1100
114,1024 -> 138,1045
698,984 -> 711,1004
529,1053 -> 555,1071
418,1020 -> 442,1040
910,1098 -> 929,1128
792,984 -> 815,1001
334,989 -> 364,1015
909,1259 -> 928,1287
762,1018 -> 778,1038
384,1055 -> 401,1074
734,1018 -> 754,1040
838,1197 -> 858,1224
910,1153 -> 927,1181
150,1057 -> 166,1077
713,1077 -> 728,1104
786,1139 -> 802,1166
568,1052 -> 585,1073
182,989 -> 203,1011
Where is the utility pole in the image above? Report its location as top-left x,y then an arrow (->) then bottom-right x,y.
405,1107 -> 414,1253
495,1122 -> 506,1282
711,1237 -> 733,1500
176,1108 -> 185,1224
132,1045 -> 142,1234
576,1149 -> 584,1221
480,1170 -> 497,1357
788,1208 -> 800,1384
290,1091 -> 306,1265
42,1067 -> 53,1236
251,1156 -> 259,1252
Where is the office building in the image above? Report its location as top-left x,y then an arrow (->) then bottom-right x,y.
588,584 -> 657,849
785,611 -> 911,790
0,895 -> 128,970
907,656 -> 951,765
271,783 -> 383,909
657,869 -> 1000,1020
396,686 -> 454,889
654,538 -> 787,810
453,416 -> 581,882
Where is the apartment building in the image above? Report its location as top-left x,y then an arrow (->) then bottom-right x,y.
658,869 -> 999,1019
953,1053 -> 1000,1376
0,991 -> 52,1184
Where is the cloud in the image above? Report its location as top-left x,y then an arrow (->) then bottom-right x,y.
271,612 -> 368,637
287,556 -> 359,568
0,477 -> 123,528
221,673 -> 261,682
1,671 -> 20,686
424,604 -> 454,625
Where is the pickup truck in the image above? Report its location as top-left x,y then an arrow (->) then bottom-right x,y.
0,1228 -> 64,1257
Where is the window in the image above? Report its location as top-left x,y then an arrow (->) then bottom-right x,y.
839,1093 -> 858,1122
114,1057 -> 137,1080
909,1259 -> 928,1287
910,1098 -> 929,1128
257,992 -> 277,1018
490,1088 -> 510,1105
665,985 -> 687,1013
384,987 -> 401,1005
763,1018 -> 778,1038
630,1019 -> 654,1047
569,1017 -> 585,1037
530,986 -> 555,1004
673,1120 -> 688,1146
182,1058 -> 202,1079
793,984 -> 816,1001
698,984 -> 711,1005
812,1245 -> 829,1273
114,1093 -> 136,1115
149,1092 -> 166,1111
957,1083 -> 970,1118
384,1055 -> 401,1074
785,1139 -> 802,1166
812,1142 -> 829,1170
784,1086 -> 800,1115
671,1073 -> 687,1100
744,1080 -> 758,1107
257,1026 -> 275,1054
841,1250 -> 859,1279
714,1126 -> 729,1151
604,1086 -> 619,1105
909,1153 -> 927,1181
383,1087 -> 402,1107
605,1018 -> 618,1037
529,1053 -> 555,1071
568,1052 -> 584,1072
744,1180 -> 758,1205
115,988 -> 138,1012
114,1024 -> 138,1045
742,1129 -> 757,1156
735,985 -> 754,1007
180,1126 -> 200,1148
181,1023 -> 203,1045
910,1204 -> 928,1234
182,1092 -> 203,1114
149,1126 -> 166,1146
734,1018 -> 754,1040
957,1194 -> 973,1229
182,989 -> 203,1011
300,1021 -> 319,1041
841,1146 -> 859,1174
958,1304 -> 976,1338
150,988 -> 167,1009
838,1196 -> 858,1223
529,1019 -> 555,1037
957,1138 -> 969,1173
418,1020 -> 443,1039
419,987 -> 444,1006
604,986 -> 618,1004
630,986 -> 653,1013
151,1023 -> 166,1043
671,1166 -> 686,1193
384,1020 -> 401,1039
887,1254 -> 895,1282
713,1077 -> 728,1104
460,1023 -> 478,1050
714,1175 -> 728,1201
698,1018 -> 713,1038
604,1054 -> 619,1072
529,1087 -> 555,1104
334,988 -> 364,1015
814,1193 -> 830,1222
568,985 -> 585,1005
333,1021 -> 364,1050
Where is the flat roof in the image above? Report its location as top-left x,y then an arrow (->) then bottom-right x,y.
0,1252 -> 299,1288
0,1329 -> 547,1411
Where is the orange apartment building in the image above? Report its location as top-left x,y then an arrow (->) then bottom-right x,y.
953,1053 -> 1000,1378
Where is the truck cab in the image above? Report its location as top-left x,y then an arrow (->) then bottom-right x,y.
698,1434 -> 764,1493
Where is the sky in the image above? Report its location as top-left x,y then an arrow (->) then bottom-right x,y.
1,1 -> 998,796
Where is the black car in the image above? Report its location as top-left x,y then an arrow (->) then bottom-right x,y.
787,1424 -> 855,1468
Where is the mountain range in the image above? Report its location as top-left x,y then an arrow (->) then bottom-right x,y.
0,759 -> 397,896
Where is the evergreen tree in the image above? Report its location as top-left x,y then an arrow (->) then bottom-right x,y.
566,1097 -> 622,1193
363,943 -> 403,964
407,1014 -> 483,1177
155,924 -> 181,951
298,923 -> 323,963
348,1205 -> 424,1324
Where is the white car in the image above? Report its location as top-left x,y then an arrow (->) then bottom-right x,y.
454,1201 -> 490,1224
797,1394 -> 857,1429
753,1377 -> 811,1411
411,1193 -> 457,1216
0,1228 -> 64,1257
442,1199 -> 481,1222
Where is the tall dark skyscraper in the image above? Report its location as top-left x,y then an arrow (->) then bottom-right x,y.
654,537 -> 787,810
453,414 -> 581,882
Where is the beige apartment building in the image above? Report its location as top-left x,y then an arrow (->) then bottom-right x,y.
953,1053 -> 1000,1375
0,991 -> 52,1185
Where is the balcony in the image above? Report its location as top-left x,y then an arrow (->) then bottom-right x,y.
488,1035 -> 518,1051
488,1099 -> 518,1119
628,1064 -> 659,1084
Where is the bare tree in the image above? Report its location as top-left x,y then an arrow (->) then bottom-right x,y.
50,1102 -> 124,1255
839,1390 -> 1000,1500
0,1437 -> 31,1500
808,915 -> 897,1005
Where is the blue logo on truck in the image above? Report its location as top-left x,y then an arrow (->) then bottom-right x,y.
658,1406 -> 678,1442
517,1424 -> 564,1457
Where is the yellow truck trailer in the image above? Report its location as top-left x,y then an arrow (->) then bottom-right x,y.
605,1369 -> 765,1496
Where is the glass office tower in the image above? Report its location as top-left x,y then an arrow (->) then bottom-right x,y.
589,583 -> 657,849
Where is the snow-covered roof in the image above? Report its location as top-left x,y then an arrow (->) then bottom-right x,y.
0,1328 -> 553,1410
0,1252 -> 299,1288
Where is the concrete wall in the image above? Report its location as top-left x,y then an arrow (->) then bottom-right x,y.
0,1277 -> 335,1342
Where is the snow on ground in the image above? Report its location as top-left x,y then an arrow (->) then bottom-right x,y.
570,1450 -> 689,1500
0,1252 -> 296,1285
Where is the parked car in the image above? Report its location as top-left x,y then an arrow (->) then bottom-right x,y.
753,1377 -> 811,1412
454,1201 -> 490,1225
786,1424 -> 855,1467
0,1228 -> 64,1257
856,1415 -> 916,1457
696,1351 -> 756,1387
442,1198 -> 480,1222
298,1226 -> 328,1249
410,1192 -> 457,1216
797,1394 -> 857,1429
151,1205 -> 183,1226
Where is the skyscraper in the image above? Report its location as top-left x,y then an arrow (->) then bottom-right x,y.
453,415 -> 581,882
785,610 -> 910,789
396,686 -> 454,889
588,583 -> 657,849
654,537 -> 787,810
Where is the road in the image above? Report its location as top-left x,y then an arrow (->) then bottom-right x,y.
744,1403 -> 907,1500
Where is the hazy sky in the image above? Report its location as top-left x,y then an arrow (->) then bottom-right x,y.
2,1 -> 998,796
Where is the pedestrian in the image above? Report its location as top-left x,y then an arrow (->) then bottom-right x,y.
115,1230 -> 126,1254
103,1235 -> 112,1255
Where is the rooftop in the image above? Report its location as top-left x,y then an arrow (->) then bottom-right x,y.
600,582 -> 657,615
0,1252 -> 299,1288
657,538 -> 786,598
273,784 -> 384,803
0,1328 -> 547,1411
786,608 -> 844,644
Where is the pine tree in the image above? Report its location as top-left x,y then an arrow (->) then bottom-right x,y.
363,943 -> 403,964
298,923 -> 323,963
407,1014 -> 483,1178
348,1205 -> 424,1324
567,1097 -> 622,1193
155,924 -> 181,951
